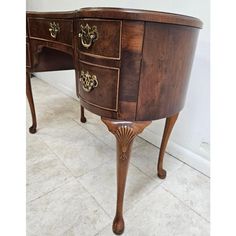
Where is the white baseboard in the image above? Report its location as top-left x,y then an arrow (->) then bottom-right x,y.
139,129 -> 210,177
35,76 -> 210,177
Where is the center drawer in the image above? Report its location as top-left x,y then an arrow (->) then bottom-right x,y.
77,19 -> 122,59
78,61 -> 120,111
28,18 -> 73,46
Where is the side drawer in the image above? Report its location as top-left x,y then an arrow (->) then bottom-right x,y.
28,18 -> 73,46
78,61 -> 120,111
78,19 -> 121,59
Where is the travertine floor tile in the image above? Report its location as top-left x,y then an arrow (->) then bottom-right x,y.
75,114 -> 116,148
78,160 -> 160,217
28,77 -> 81,123
97,186 -> 210,236
27,78 -> 210,236
38,124 -> 115,177
132,141 -> 183,180
27,134 -> 74,202
162,164 -> 210,221
27,180 -> 111,236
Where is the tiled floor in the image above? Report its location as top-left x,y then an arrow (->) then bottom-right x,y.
26,77 -> 210,236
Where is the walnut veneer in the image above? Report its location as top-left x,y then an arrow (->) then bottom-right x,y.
26,8 -> 202,235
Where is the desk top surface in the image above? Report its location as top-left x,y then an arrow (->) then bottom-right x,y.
27,7 -> 202,29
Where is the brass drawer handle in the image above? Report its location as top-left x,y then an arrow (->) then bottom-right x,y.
49,22 -> 60,39
80,70 -> 98,92
78,24 -> 98,49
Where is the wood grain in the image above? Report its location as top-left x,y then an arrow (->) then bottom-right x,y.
28,18 -> 74,46
26,72 -> 37,134
157,113 -> 179,179
78,19 -> 121,59
136,22 -> 199,120
78,7 -> 203,28
26,9 -> 202,235
118,20 -> 144,120
102,118 -> 151,235
78,61 -> 120,111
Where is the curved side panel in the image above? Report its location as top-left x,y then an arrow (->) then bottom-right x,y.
136,23 -> 199,121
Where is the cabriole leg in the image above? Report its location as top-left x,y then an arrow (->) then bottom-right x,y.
26,72 -> 37,134
157,113 -> 179,179
80,105 -> 87,123
102,118 -> 151,235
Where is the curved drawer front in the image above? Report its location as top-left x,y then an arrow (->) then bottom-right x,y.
28,18 -> 73,46
78,19 -> 121,59
78,61 -> 119,111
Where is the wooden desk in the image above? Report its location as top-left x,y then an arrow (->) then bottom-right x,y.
26,8 -> 202,235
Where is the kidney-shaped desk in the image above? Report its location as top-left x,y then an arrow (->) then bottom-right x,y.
26,8 -> 202,235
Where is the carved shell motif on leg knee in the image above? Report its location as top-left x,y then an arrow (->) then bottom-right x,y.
114,125 -> 136,160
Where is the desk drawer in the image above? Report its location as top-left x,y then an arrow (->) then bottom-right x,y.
78,61 -> 119,111
28,18 -> 73,46
78,19 -> 121,59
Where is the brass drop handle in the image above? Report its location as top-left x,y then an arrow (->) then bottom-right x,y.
49,22 -> 60,39
79,70 -> 98,92
78,24 -> 98,49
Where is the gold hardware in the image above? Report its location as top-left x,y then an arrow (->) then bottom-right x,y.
49,22 -> 60,39
78,24 -> 98,49
79,70 -> 98,92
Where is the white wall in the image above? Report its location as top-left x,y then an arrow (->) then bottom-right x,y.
27,1 -> 210,175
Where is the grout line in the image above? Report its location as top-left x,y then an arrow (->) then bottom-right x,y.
27,178 -> 76,204
134,138 -> 210,178
166,152 -> 210,178
27,99 -> 116,182
28,133 -> 111,217
33,76 -> 80,102
93,221 -> 112,236
65,219 -> 112,236
121,162 -> 184,216
26,134 -> 78,204
130,156 -> 184,182
37,132 -> 112,180
123,183 -> 162,216
27,133 -> 111,219
72,118 -> 116,151
161,185 -> 210,223
35,131 -> 79,178
34,122 -> 116,182
129,162 -> 157,180
39,120 -> 114,178
75,177 -> 112,220
73,159 -> 161,220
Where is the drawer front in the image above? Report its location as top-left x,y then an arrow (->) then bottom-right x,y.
78,61 -> 119,111
78,19 -> 121,59
28,18 -> 73,46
